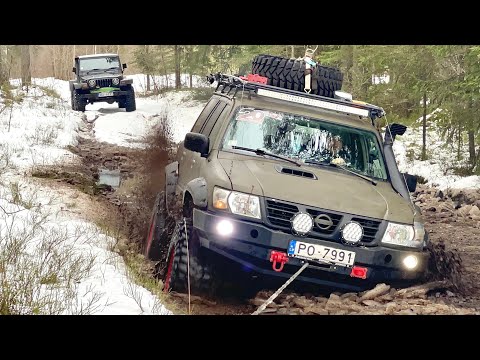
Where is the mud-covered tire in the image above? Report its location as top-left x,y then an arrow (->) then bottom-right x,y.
144,191 -> 175,265
163,218 -> 217,296
251,54 -> 343,98
124,86 -> 136,112
70,91 -> 78,111
72,90 -> 86,112
118,99 -> 126,109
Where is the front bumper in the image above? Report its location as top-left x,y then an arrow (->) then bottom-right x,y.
79,90 -> 128,101
193,209 -> 429,291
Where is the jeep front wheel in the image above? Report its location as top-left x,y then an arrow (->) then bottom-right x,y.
73,90 -> 86,112
124,86 -> 136,112
70,91 -> 77,111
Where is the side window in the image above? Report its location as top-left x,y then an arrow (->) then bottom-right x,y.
191,98 -> 220,133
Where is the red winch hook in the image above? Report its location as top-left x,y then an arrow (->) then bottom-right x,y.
269,251 -> 289,272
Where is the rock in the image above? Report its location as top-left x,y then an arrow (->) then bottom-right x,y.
314,296 -> 328,304
435,189 -> 444,199
457,205 -> 473,217
396,309 -> 417,315
427,206 -> 437,212
325,298 -> 342,311
277,308 -> 289,315
259,308 -> 277,314
340,292 -> 358,301
359,283 -> 390,301
446,290 -> 455,297
293,297 -> 314,308
469,206 -> 480,217
255,290 -> 274,300
304,306 -> 329,315
419,306 -> 439,315
362,300 -> 383,307
377,294 -> 394,302
329,293 -> 341,301
249,298 -> 266,307
385,302 -> 397,314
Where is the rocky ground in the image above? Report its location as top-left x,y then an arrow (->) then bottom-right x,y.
39,114 -> 480,315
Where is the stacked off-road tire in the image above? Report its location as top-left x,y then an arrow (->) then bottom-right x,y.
251,54 -> 343,98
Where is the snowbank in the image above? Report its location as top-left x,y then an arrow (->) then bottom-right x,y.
393,112 -> 480,190
1,79 -> 172,314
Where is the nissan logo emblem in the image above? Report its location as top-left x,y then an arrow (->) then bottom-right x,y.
314,214 -> 334,230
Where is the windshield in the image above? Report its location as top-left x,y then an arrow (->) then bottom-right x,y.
79,56 -> 121,73
221,107 -> 388,180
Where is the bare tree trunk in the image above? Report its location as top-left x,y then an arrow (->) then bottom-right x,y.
468,130 -> 475,166
174,45 -> 181,89
51,46 -> 56,78
189,73 -> 193,88
421,91 -> 427,161
159,47 -> 169,90
291,45 -> 295,58
145,45 -> 151,92
457,121 -> 462,161
0,45 -> 5,84
20,45 -> 31,87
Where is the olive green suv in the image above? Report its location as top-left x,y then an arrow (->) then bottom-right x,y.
145,61 -> 428,295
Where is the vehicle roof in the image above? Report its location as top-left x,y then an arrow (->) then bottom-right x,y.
77,53 -> 119,59
216,92 -> 380,134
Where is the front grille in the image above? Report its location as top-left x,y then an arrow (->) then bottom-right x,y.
306,208 -> 342,235
96,78 -> 113,88
264,198 -> 383,245
351,217 -> 381,243
265,200 -> 298,228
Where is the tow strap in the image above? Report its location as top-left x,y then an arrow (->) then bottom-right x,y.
251,261 -> 310,315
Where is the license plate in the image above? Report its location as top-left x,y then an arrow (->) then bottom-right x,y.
287,240 -> 356,267
98,92 -> 113,97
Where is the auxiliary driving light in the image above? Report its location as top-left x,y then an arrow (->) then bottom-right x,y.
403,255 -> 418,270
342,221 -> 363,244
291,213 -> 314,235
112,77 -> 120,85
216,219 -> 233,236
88,79 -> 96,88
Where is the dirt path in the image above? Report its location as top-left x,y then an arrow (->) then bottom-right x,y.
36,114 -> 480,315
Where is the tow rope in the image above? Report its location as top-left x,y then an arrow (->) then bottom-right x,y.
251,262 -> 309,315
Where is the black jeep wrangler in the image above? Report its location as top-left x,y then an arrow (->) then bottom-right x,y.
70,53 -> 136,112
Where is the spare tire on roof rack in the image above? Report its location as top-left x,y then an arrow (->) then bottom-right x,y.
251,54 -> 344,98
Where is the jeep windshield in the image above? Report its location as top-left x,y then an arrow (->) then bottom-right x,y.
221,107 -> 388,181
79,56 -> 121,74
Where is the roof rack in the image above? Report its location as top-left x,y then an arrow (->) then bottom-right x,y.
206,73 -> 385,124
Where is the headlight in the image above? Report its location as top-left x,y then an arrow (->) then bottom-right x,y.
381,222 -> 424,249
112,77 -> 120,86
212,187 -> 261,219
88,79 -> 96,88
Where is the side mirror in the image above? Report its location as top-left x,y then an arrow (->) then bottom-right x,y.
72,67 -> 76,73
403,173 -> 417,193
122,63 -> 127,69
184,133 -> 209,157
385,123 -> 407,143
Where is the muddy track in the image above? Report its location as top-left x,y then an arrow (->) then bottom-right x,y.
44,115 -> 480,315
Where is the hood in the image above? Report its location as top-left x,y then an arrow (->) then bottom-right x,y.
217,151 -> 414,223
80,73 -> 122,81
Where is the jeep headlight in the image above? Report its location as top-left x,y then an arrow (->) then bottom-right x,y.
112,77 -> 120,86
212,187 -> 261,219
88,79 -> 96,88
381,222 -> 424,249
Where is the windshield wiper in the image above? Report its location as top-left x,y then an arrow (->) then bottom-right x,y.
304,159 -> 377,185
85,68 -> 103,74
231,146 -> 301,167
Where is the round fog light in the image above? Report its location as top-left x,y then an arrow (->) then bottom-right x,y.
88,79 -> 96,88
112,77 -> 120,85
291,213 -> 314,235
403,255 -> 418,270
342,221 -> 363,244
216,219 -> 233,236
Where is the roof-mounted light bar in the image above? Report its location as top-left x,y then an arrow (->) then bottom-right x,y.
257,88 -> 370,117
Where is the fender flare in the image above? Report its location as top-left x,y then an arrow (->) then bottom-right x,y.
184,177 -> 208,208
